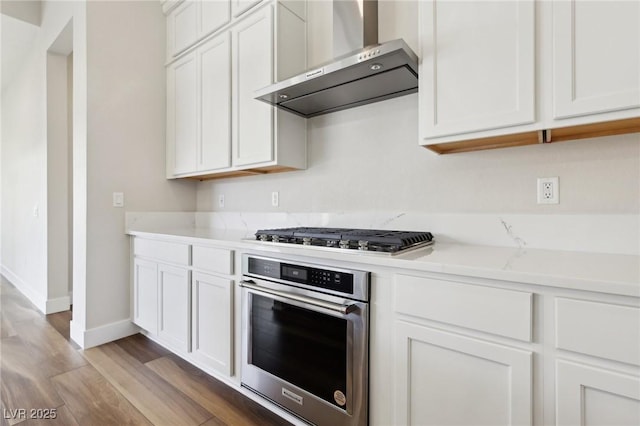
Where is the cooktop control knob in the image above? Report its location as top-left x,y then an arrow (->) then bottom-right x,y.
272,235 -> 280,243
339,240 -> 350,249
302,237 -> 312,246
358,240 -> 369,251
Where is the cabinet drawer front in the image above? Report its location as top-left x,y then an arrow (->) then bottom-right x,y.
556,297 -> 640,365
192,245 -> 233,275
395,275 -> 532,341
134,238 -> 190,266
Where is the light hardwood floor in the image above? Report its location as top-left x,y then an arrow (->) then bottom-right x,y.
0,276 -> 290,426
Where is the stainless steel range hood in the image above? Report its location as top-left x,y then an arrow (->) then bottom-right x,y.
254,0 -> 418,118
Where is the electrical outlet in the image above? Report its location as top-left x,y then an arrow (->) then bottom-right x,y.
218,194 -> 225,208
271,191 -> 279,207
537,177 -> 559,204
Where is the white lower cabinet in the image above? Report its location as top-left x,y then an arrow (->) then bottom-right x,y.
131,236 -> 639,424
394,321 -> 532,426
191,271 -> 233,375
388,272 -> 640,426
392,274 -> 534,426
133,258 -> 159,334
131,237 -> 235,378
554,295 -> 640,426
556,360 -> 640,426
158,264 -> 191,352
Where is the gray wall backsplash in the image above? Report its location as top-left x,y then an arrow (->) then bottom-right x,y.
196,94 -> 640,216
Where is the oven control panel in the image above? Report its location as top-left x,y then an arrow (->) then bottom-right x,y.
247,256 -> 355,295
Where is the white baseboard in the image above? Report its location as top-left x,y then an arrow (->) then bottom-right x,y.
70,318 -> 140,349
1,265 -> 47,313
46,295 -> 71,314
2,265 -> 73,315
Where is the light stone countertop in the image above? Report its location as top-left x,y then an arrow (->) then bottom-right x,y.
127,227 -> 640,298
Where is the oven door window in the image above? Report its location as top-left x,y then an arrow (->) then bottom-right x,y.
250,293 -> 348,410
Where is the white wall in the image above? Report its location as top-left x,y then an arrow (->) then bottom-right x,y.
1,24 -> 48,306
1,1 -> 197,347
196,95 -> 639,214
83,0 -> 196,334
196,1 -> 639,226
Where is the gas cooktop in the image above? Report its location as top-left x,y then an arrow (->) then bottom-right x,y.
254,227 -> 434,253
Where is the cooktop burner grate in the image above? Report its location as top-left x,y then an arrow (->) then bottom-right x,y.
255,227 -> 434,253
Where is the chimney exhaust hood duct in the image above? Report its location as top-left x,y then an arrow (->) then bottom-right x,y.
254,0 -> 418,118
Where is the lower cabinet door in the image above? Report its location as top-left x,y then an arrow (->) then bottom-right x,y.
394,321 -> 532,426
133,258 -> 158,334
158,264 -> 191,352
556,360 -> 640,426
191,271 -> 233,376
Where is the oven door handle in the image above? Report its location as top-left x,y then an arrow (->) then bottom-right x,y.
240,280 -> 357,315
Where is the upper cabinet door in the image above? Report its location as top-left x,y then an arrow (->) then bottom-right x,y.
170,52 -> 198,174
552,0 -> 640,119
171,1 -> 198,56
199,0 -> 231,38
231,0 -> 262,18
419,0 -> 535,140
199,33 -> 232,171
232,6 -> 274,167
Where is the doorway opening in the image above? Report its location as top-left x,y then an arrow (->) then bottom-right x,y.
45,19 -> 73,338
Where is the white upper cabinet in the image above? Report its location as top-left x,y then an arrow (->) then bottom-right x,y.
200,0 -> 232,39
168,32 -> 232,175
200,33 -> 232,171
552,0 -> 640,120
167,0 -> 231,58
419,0 -> 640,154
170,1 -> 198,56
165,1 -> 307,179
232,6 -> 274,166
419,0 -> 536,140
169,52 -> 198,174
231,0 -> 262,18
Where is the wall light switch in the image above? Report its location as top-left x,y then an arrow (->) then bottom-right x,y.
113,192 -> 124,208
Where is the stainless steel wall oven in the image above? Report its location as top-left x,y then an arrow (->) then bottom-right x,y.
240,254 -> 370,426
